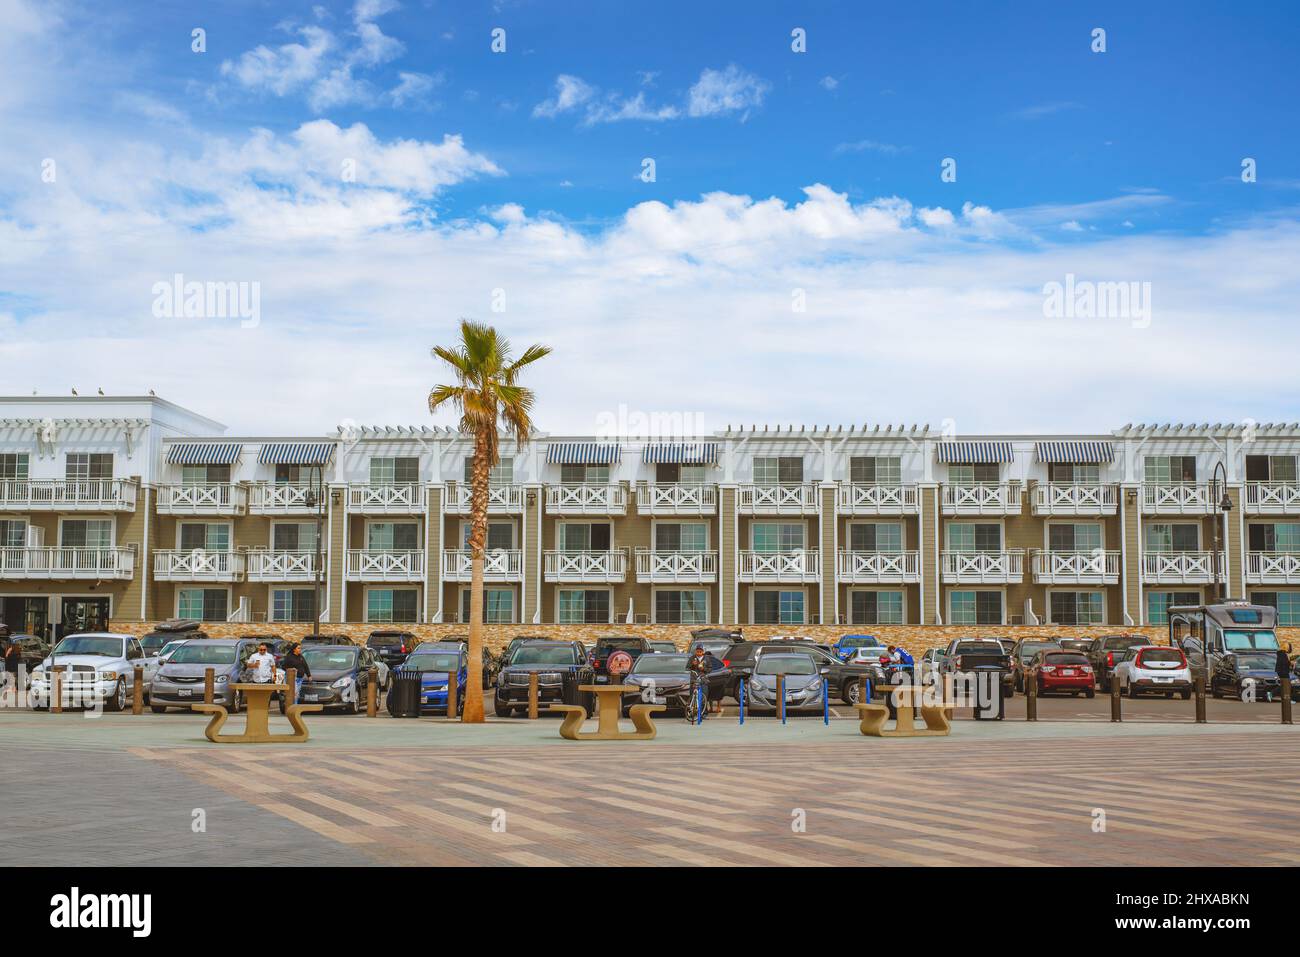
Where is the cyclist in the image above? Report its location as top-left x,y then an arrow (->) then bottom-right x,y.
686,645 -> 712,720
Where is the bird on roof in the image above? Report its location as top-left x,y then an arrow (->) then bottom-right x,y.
70,388 -> 77,395
97,387 -> 104,395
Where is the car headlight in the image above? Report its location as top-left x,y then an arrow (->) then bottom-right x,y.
808,677 -> 822,691
749,679 -> 766,691
215,675 -> 228,683
332,676 -> 354,689
100,671 -> 119,681
31,670 -> 44,681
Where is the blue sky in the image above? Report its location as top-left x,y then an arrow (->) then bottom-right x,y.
1,0 -> 1299,433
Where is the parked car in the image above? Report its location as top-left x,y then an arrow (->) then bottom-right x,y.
156,638 -> 190,664
1010,638 -> 1064,691
366,630 -> 416,668
745,653 -> 828,714
1114,645 -> 1193,699
1210,651 -> 1298,702
832,634 -> 888,662
490,635 -> 549,683
1027,650 -> 1095,697
590,635 -> 652,682
939,638 -> 1014,697
31,632 -> 159,712
397,645 -> 468,715
728,639 -> 882,705
150,638 -> 258,712
918,647 -> 948,681
648,640 -> 678,654
2,634 -> 51,671
139,618 -> 207,658
300,633 -> 353,646
494,640 -> 594,717
239,635 -> 289,662
685,634 -> 738,660
620,653 -> 704,716
1059,638 -> 1092,653
297,644 -> 384,713
1086,635 -> 1152,690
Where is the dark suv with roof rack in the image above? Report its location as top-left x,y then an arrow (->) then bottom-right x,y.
494,639 -> 594,717
366,630 -> 416,668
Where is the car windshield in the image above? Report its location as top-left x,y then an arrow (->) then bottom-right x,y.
367,635 -> 405,647
692,641 -> 731,654
1139,649 -> 1183,663
169,644 -> 238,665
632,655 -> 689,675
596,638 -> 641,652
406,653 -> 460,672
511,647 -> 575,665
51,636 -> 123,657
955,643 -> 1000,654
1019,642 -> 1059,659
1105,637 -> 1147,649
1044,653 -> 1088,665
839,637 -> 875,648
304,649 -> 358,670
756,656 -> 816,676
159,641 -> 187,657
1234,653 -> 1275,670
1223,630 -> 1279,651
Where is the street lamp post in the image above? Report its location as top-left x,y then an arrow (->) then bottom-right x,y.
1207,461 -> 1234,680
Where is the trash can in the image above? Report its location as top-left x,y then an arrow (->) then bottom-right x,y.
971,666 -> 1005,720
387,669 -> 422,718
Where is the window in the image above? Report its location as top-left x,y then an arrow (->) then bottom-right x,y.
1146,591 -> 1200,624
273,523 -> 317,551
751,523 -> 804,553
850,591 -> 903,624
462,521 -> 514,550
0,519 -> 27,548
177,588 -> 228,622
462,456 -> 514,485
949,590 -> 1003,625
559,463 -> 607,484
947,523 -> 1001,551
654,522 -> 707,551
1245,455 -> 1297,483
61,519 -> 112,548
558,589 -> 610,623
179,523 -> 230,551
0,453 -> 30,481
753,590 -> 805,625
1251,592 -> 1300,626
1048,523 -> 1101,552
849,456 -> 901,484
367,589 -> 418,623
1248,524 -> 1300,553
1050,591 -> 1104,625
275,464 -> 304,484
1146,523 -> 1199,552
753,456 -> 803,485
558,522 -> 611,552
848,523 -> 902,552
181,464 -> 231,485
949,463 -> 1000,484
367,522 -> 419,551
1047,463 -> 1099,484
65,453 -> 113,480
371,456 -> 419,485
655,589 -> 708,624
1144,456 -> 1197,484
271,589 -> 316,622
461,588 -> 515,623
655,463 -> 706,484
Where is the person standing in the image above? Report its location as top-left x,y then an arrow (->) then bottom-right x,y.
2,639 -> 21,705
281,642 -> 312,702
246,642 -> 276,684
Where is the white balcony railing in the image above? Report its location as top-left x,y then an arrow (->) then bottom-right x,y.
941,549 -> 1025,583
441,549 -> 523,582
1032,484 -> 1118,516
544,484 -> 627,515
635,483 -> 718,515
442,483 -> 525,514
1142,550 -> 1225,584
836,550 -> 920,584
941,483 -> 1022,515
248,483 -> 322,513
246,550 -> 318,582
543,549 -> 628,582
635,549 -> 718,583
0,479 -> 136,511
1141,483 -> 1213,514
152,549 -> 244,582
1246,551 -> 1300,585
348,484 -> 426,513
737,484 -> 819,514
156,483 -> 247,515
0,546 -> 134,579
1032,549 -> 1120,585
836,484 -> 918,515
737,549 -> 821,582
1244,483 -> 1300,514
346,550 -> 425,582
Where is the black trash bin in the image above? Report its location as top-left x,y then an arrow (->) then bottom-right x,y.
971,665 -> 1005,720
387,669 -> 422,718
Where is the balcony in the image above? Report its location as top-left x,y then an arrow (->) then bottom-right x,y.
737,484 -> 819,515
837,484 -> 918,515
545,484 -> 627,515
156,484 -> 247,516
1031,550 -> 1120,585
1032,483 -> 1118,516
635,483 -> 717,515
0,479 -> 136,512
346,550 -> 425,582
1142,551 -> 1225,585
441,549 -> 523,582
1141,483 -> 1213,514
941,549 -> 1025,584
348,484 -> 426,514
1244,483 -> 1300,515
543,549 -> 628,583
443,483 -> 524,514
248,483 -> 324,514
152,549 -> 244,582
1246,551 -> 1300,585
0,546 -> 134,580
836,550 -> 920,584
635,549 -> 718,583
246,550 -> 318,582
941,483 -> 1022,516
737,549 -> 820,583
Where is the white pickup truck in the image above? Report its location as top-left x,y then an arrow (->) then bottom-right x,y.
30,632 -> 160,711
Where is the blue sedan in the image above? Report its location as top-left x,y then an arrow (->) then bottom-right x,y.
400,649 -> 468,715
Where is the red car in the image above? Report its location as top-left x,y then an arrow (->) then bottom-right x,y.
1029,650 -> 1095,697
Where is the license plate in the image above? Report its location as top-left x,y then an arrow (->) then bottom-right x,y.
1062,670 -> 1076,676
1154,677 -> 1171,683
178,689 -> 191,697
595,676 -> 608,683
303,693 -> 319,701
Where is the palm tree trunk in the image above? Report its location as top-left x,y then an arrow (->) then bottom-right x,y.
462,435 -> 489,722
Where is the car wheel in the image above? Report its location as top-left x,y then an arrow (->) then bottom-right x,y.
105,679 -> 126,712
1180,689 -> 1191,700
1085,689 -> 1095,699
1126,680 -> 1138,699
150,704 -> 167,714
842,680 -> 861,707
343,694 -> 359,715
1210,681 -> 1223,699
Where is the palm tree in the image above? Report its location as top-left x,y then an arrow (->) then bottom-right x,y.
429,320 -> 550,722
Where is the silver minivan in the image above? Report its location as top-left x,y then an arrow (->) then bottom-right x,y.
150,638 -> 258,712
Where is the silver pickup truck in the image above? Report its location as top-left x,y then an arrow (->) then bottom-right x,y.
30,632 -> 159,711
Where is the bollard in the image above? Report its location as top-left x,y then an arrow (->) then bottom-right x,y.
1194,675 -> 1207,724
204,667 -> 214,705
822,676 -> 829,725
446,667 -> 458,719
1110,673 -> 1121,722
52,665 -> 64,714
778,674 -> 786,725
1025,667 -> 1037,722
858,674 -> 867,706
132,666 -> 143,715
738,676 -> 745,725
527,672 -> 539,719
1283,674 -> 1294,726
286,668 -> 297,708
366,667 -> 377,717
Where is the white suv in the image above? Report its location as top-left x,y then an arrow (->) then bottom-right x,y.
30,632 -> 159,711
1113,645 -> 1192,699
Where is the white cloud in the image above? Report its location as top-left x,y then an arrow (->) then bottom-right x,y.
532,75 -> 678,125
833,139 -> 904,156
532,75 -> 596,118
389,71 -> 439,107
686,64 -> 769,118
819,75 -> 839,91
220,25 -> 334,97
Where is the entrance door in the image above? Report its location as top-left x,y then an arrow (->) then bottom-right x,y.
1,597 -> 49,637
60,598 -> 110,636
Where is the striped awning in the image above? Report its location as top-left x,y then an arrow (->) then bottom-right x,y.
257,442 -> 335,466
1035,441 -> 1115,464
165,442 -> 242,466
642,442 -> 718,465
936,441 -> 1015,464
546,442 -> 620,465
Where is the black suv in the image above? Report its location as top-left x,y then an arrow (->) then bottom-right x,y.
590,635 -> 652,682
366,630 -> 416,668
494,640 -> 595,717
724,640 -> 884,705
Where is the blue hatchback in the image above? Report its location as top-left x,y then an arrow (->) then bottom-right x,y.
400,648 -> 468,714
832,634 -> 882,661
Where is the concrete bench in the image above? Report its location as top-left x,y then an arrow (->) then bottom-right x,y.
549,701 -> 664,740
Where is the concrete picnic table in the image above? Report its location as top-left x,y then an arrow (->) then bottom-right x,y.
548,683 -> 663,740
192,682 -> 322,743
